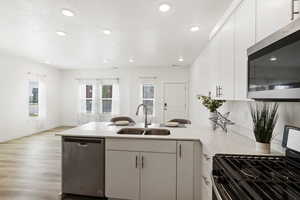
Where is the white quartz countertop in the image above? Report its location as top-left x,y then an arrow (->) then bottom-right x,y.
56,122 -> 281,156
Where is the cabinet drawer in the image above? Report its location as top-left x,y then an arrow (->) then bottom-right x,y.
106,139 -> 177,153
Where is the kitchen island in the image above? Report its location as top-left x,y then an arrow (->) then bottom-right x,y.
56,122 -> 277,200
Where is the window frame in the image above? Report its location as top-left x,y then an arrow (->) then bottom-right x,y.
141,83 -> 155,116
99,84 -> 113,114
81,84 -> 95,114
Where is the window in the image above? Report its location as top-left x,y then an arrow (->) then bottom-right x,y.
85,85 -> 94,113
101,85 -> 113,113
142,84 -> 155,115
79,80 -> 119,115
29,81 -> 39,117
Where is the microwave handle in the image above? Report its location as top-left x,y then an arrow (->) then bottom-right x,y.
211,173 -> 223,200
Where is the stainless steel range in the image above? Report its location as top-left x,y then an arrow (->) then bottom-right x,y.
212,126 -> 300,200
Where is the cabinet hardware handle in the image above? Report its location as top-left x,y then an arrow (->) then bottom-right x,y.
202,176 -> 210,186
141,156 -> 144,168
179,144 -> 182,159
135,155 -> 138,168
292,0 -> 300,20
203,154 -> 211,161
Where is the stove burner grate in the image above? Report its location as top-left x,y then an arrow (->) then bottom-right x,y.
214,154 -> 300,200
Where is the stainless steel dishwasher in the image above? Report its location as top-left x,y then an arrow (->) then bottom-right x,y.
62,137 -> 105,198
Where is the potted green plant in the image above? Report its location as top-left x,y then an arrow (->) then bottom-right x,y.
198,95 -> 225,129
249,102 -> 279,154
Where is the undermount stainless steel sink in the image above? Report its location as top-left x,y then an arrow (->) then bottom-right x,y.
117,128 -> 145,135
117,128 -> 171,136
144,128 -> 171,136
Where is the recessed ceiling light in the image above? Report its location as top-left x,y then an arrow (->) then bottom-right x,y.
56,31 -> 66,36
178,58 -> 184,62
103,59 -> 109,63
190,26 -> 200,32
159,3 -> 171,12
129,58 -> 135,63
62,9 -> 75,17
270,56 -> 277,62
103,29 -> 112,35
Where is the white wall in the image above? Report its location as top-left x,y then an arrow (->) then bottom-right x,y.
60,67 -> 189,126
0,52 -> 61,142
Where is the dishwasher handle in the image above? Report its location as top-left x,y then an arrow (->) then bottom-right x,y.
63,137 -> 104,144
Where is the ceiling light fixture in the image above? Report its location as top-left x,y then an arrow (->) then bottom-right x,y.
159,3 -> 171,12
103,29 -> 112,35
190,26 -> 200,32
178,57 -> 184,62
62,9 -> 75,17
103,59 -> 109,63
56,31 -> 66,36
270,56 -> 277,62
129,58 -> 135,63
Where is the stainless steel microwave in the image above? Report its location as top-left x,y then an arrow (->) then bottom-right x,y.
247,18 -> 300,101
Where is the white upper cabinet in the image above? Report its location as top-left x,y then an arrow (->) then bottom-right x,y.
209,32 -> 221,98
234,0 -> 256,100
219,14 -> 235,100
256,0 -> 297,42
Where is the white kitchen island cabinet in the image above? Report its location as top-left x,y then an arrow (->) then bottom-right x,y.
105,138 -> 199,200
105,150 -> 140,200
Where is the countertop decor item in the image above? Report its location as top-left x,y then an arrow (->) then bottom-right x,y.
249,102 -> 279,154
198,94 -> 226,130
209,111 -> 234,132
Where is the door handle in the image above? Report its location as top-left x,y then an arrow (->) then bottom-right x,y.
164,103 -> 168,111
135,155 -> 138,168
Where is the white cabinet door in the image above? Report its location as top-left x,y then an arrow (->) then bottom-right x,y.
209,33 -> 221,98
105,151 -> 140,200
177,141 -> 194,200
234,0 -> 256,100
256,0 -> 294,42
140,152 -> 177,200
219,14 -> 235,100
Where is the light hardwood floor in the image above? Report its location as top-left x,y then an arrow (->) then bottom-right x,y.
0,127 -> 101,200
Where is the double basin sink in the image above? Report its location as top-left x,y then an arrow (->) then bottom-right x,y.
117,128 -> 171,136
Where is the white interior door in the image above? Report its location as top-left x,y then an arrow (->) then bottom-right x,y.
163,82 -> 188,122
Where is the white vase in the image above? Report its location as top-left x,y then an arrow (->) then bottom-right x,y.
209,111 -> 218,130
256,142 -> 271,154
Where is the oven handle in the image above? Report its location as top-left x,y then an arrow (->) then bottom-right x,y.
211,173 -> 223,200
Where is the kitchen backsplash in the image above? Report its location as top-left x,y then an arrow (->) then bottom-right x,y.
223,101 -> 300,152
